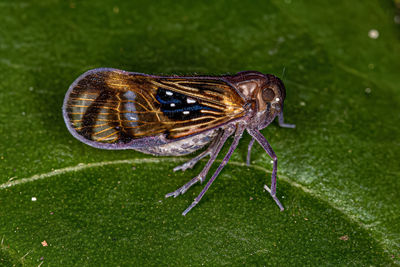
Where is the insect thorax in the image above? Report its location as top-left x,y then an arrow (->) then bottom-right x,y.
133,129 -> 218,156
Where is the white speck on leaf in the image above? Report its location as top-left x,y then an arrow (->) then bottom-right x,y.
394,15 -> 400,24
268,48 -> 278,55
368,29 -> 379,39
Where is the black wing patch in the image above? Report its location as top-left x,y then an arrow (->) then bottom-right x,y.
156,87 -> 219,121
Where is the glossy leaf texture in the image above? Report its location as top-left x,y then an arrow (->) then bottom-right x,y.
0,0 -> 399,265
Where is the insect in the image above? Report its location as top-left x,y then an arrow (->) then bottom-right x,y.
62,68 -> 295,215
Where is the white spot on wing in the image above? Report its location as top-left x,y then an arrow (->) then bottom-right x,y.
183,111 -> 190,115
170,103 -> 176,107
124,91 -> 136,100
123,91 -> 138,126
166,91 -> 173,96
187,98 -> 196,104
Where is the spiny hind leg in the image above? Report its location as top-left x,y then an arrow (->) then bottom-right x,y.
182,124 -> 245,215
173,148 -> 211,172
166,126 -> 234,198
173,130 -> 223,172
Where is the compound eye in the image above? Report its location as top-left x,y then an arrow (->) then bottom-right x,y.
262,87 -> 275,102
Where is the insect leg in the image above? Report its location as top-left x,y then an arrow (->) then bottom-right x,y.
248,112 -> 294,166
247,128 -> 284,211
173,130 -> 224,172
182,124 -> 245,216
278,112 -> 296,128
246,138 -> 255,166
166,127 -> 235,199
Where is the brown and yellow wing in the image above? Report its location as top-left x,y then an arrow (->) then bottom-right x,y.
63,68 -> 246,148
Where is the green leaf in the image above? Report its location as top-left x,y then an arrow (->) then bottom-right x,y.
1,0 -> 399,265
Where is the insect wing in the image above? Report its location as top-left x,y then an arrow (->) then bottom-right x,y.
63,69 -> 164,148
63,68 -> 246,149
151,76 -> 246,139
